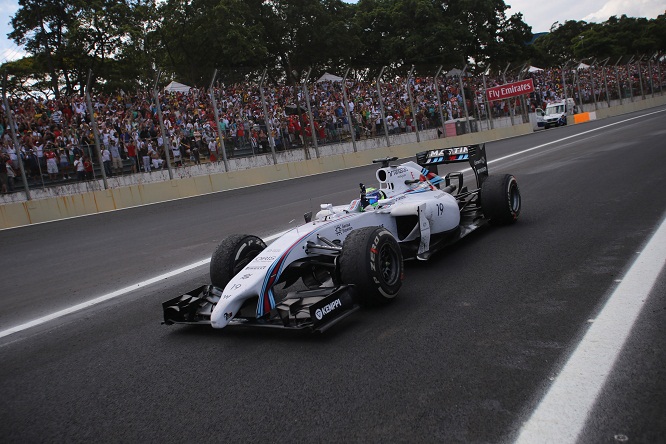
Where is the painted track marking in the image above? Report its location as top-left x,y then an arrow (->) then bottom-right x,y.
514,215 -> 666,443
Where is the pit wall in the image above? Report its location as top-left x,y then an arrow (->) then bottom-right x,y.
2,93 -> 665,230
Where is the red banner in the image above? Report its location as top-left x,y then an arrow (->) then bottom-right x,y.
486,79 -> 534,101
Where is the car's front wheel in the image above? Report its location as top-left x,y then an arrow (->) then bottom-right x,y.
210,234 -> 267,288
339,226 -> 403,306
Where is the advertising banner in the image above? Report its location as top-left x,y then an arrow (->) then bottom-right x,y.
486,79 -> 534,101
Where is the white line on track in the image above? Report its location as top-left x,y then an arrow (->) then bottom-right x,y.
515,215 -> 666,443
1,108 -> 664,340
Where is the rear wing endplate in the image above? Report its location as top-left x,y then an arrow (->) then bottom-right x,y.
416,143 -> 489,187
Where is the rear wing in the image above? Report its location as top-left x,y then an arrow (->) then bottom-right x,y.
416,143 -> 489,187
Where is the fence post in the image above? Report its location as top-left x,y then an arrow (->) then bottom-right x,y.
341,68 -> 358,152
482,68 -> 494,130
301,68 -> 319,159
434,66 -> 447,137
209,69 -> 229,171
637,56 -> 646,100
626,56 -> 635,102
259,69 -> 278,164
406,65 -> 420,142
2,72 -> 31,200
613,57 -> 623,104
376,66 -> 391,147
589,60 -> 599,111
85,70 -> 108,189
459,64 -> 471,133
153,70 -> 174,180
601,58 -> 611,107
502,64 -> 514,126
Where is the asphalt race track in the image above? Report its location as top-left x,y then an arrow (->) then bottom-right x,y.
1,106 -> 665,443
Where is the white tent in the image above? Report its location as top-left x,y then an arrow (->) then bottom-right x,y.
445,68 -> 463,77
316,72 -> 343,83
164,81 -> 191,93
528,66 -> 544,73
576,62 -> 590,70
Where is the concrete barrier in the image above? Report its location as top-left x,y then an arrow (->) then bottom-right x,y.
3,92 -> 665,229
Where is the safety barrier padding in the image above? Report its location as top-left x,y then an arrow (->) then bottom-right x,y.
573,112 -> 591,124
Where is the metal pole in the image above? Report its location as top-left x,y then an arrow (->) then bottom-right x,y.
341,68 -> 357,152
209,69 -> 229,171
259,69 -> 277,164
2,72 -> 31,199
614,57 -> 623,104
626,56 -> 635,102
517,63 -> 529,123
502,63 -> 514,126
376,66 -> 391,147
459,64 -> 471,133
153,70 -> 173,179
85,70 -> 108,189
562,62 -> 569,106
406,65 -> 420,142
657,53 -> 664,95
482,67 -> 494,130
636,57 -> 645,100
589,59 -> 598,110
574,63 -> 584,111
601,58 -> 611,107
647,59 -> 654,97
301,68 -> 319,159
434,66 -> 447,137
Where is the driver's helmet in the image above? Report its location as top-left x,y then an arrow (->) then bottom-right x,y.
365,188 -> 385,207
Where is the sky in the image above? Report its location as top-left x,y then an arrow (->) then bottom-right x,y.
1,0 -> 664,64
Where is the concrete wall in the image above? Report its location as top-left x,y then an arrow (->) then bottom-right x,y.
0,123 -> 533,229
2,93 -> 664,230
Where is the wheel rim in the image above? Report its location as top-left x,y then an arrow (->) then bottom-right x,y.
379,244 -> 400,285
510,183 -> 521,213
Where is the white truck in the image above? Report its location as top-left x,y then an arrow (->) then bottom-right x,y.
536,98 -> 577,129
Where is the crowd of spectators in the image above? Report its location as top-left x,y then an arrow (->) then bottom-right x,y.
1,60 -> 664,194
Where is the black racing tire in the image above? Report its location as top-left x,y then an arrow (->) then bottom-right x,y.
339,226 -> 403,306
480,174 -> 521,225
210,234 -> 267,288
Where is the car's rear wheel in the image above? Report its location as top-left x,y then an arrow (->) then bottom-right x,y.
480,174 -> 521,225
339,226 -> 403,306
210,234 -> 266,288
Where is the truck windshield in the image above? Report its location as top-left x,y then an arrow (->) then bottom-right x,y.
545,105 -> 565,115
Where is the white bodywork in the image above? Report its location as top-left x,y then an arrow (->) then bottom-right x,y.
210,161 -> 461,328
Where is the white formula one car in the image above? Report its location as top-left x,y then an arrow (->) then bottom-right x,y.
163,143 -> 521,332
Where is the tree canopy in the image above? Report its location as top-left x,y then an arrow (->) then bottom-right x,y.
2,0 -> 665,97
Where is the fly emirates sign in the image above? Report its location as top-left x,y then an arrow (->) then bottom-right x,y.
486,79 -> 534,101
